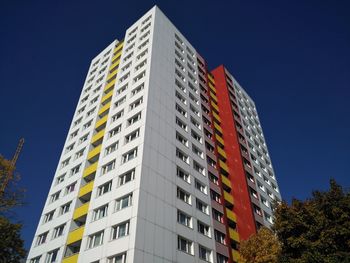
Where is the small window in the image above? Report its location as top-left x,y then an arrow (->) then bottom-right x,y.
176,148 -> 189,164
97,181 -> 112,197
65,182 -> 76,195
193,161 -> 205,175
102,160 -> 116,175
176,166 -> 190,183
199,245 -> 212,262
87,231 -> 104,249
115,193 -> 133,211
70,164 -> 81,176
52,224 -> 65,239
178,236 -> 193,255
198,221 -> 211,237
176,132 -> 188,147
195,179 -> 207,194
55,174 -> 65,185
176,117 -> 187,131
129,97 -> 143,111
177,210 -> 192,228
118,169 -> 135,186
108,125 -> 122,138
121,148 -> 138,164
125,129 -> 140,144
196,199 -> 209,214
36,232 -> 48,246
213,209 -> 224,223
59,202 -> 71,215
46,249 -> 59,263
127,112 -> 141,126
111,110 -> 124,122
107,252 -> 127,263
214,230 -> 226,245
92,204 -> 109,221
177,187 -> 191,205
43,210 -> 55,223
111,221 -> 130,239
105,142 -> 118,156
50,191 -> 60,203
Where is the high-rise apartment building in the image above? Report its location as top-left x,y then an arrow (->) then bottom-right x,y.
27,6 -> 281,263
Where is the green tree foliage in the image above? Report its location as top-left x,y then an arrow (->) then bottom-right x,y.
0,154 -> 26,262
240,226 -> 281,263
273,179 -> 350,263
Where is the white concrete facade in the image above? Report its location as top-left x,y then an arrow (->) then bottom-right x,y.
28,6 -> 218,263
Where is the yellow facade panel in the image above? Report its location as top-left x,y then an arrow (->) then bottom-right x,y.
98,102 -> 111,116
73,202 -> 90,220
226,208 -> 237,222
87,145 -> 102,160
229,227 -> 240,242
95,115 -> 108,130
221,175 -> 231,189
215,134 -> 225,146
83,162 -> 98,178
79,181 -> 94,198
62,254 -> 79,263
67,226 -> 85,245
223,190 -> 234,205
212,112 -> 221,122
91,129 -> 105,144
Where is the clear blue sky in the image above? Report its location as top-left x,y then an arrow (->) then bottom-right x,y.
0,0 -> 349,250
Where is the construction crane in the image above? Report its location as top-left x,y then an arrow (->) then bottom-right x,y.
0,138 -> 24,194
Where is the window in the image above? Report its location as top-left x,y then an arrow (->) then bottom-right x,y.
102,160 -> 116,175
46,249 -> 59,263
36,232 -> 48,246
121,148 -> 138,163
176,132 -> 188,147
105,142 -> 118,156
125,129 -> 140,144
111,110 -> 124,122
109,124 -> 121,138
97,181 -> 112,196
176,148 -> 189,164
127,112 -> 141,126
55,174 -> 65,185
133,71 -> 146,83
43,210 -> 55,223
70,164 -> 81,176
176,90 -> 187,104
83,120 -> 92,130
50,191 -> 60,203
191,130 -> 202,143
75,148 -> 85,159
86,107 -> 96,117
111,221 -> 130,239
209,172 -> 219,185
214,230 -> 226,244
217,253 -> 229,263
212,209 -> 224,223
92,204 -> 109,221
65,143 -> 74,153
59,202 -> 71,215
118,169 -> 135,186
191,116 -> 201,130
61,158 -> 70,168
131,83 -> 144,96
195,179 -> 207,194
77,106 -> 85,115
192,145 -> 204,158
115,96 -> 126,108
79,134 -> 89,144
65,182 -> 76,195
178,236 -> 193,255
176,166 -> 190,183
30,256 -> 41,263
129,97 -> 143,110
198,221 -> 211,237
117,84 -> 128,95
177,210 -> 192,228
107,252 -> 127,263
87,231 -> 104,249
176,117 -> 187,131
115,193 -> 133,211
177,187 -> 191,205
52,224 -> 65,239
199,245 -> 212,262
193,161 -> 205,175
176,103 -> 187,117
196,199 -> 209,214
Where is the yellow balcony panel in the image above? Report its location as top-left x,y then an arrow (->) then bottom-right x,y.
229,227 -> 240,242
110,59 -> 120,70
214,122 -> 223,134
221,175 -> 232,189
87,145 -> 102,160
83,162 -> 98,178
226,208 -> 237,222
219,160 -> 229,173
79,181 -> 94,198
232,249 -> 240,262
104,79 -> 116,92
224,190 -> 234,205
210,91 -> 218,102
208,74 -> 215,83
211,101 -> 219,112
95,115 -> 108,130
98,102 -> 111,116
112,50 -> 122,60
217,146 -> 227,159
62,254 -> 79,263
212,112 -> 221,122
67,226 -> 85,245
91,129 -> 105,144
73,202 -> 90,220
209,80 -> 216,89
101,91 -> 113,104
107,69 -> 118,81
215,134 -> 225,146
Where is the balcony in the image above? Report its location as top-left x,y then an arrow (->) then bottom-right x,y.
217,146 -> 226,159
87,145 -> 102,161
67,226 -> 85,245
229,227 -> 240,242
219,160 -> 229,174
62,254 -> 79,263
215,134 -> 225,146
98,101 -> 111,116
210,91 -> 218,102
101,90 -> 113,105
95,115 -> 108,131
91,129 -> 105,145
107,69 -> 118,81
223,191 -> 234,206
221,175 -> 231,190
211,101 -> 219,112
226,208 -> 237,223
232,249 -> 240,262
104,78 -> 116,92
73,202 -> 90,220
83,162 -> 98,178
212,111 -> 221,122
79,181 -> 94,198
